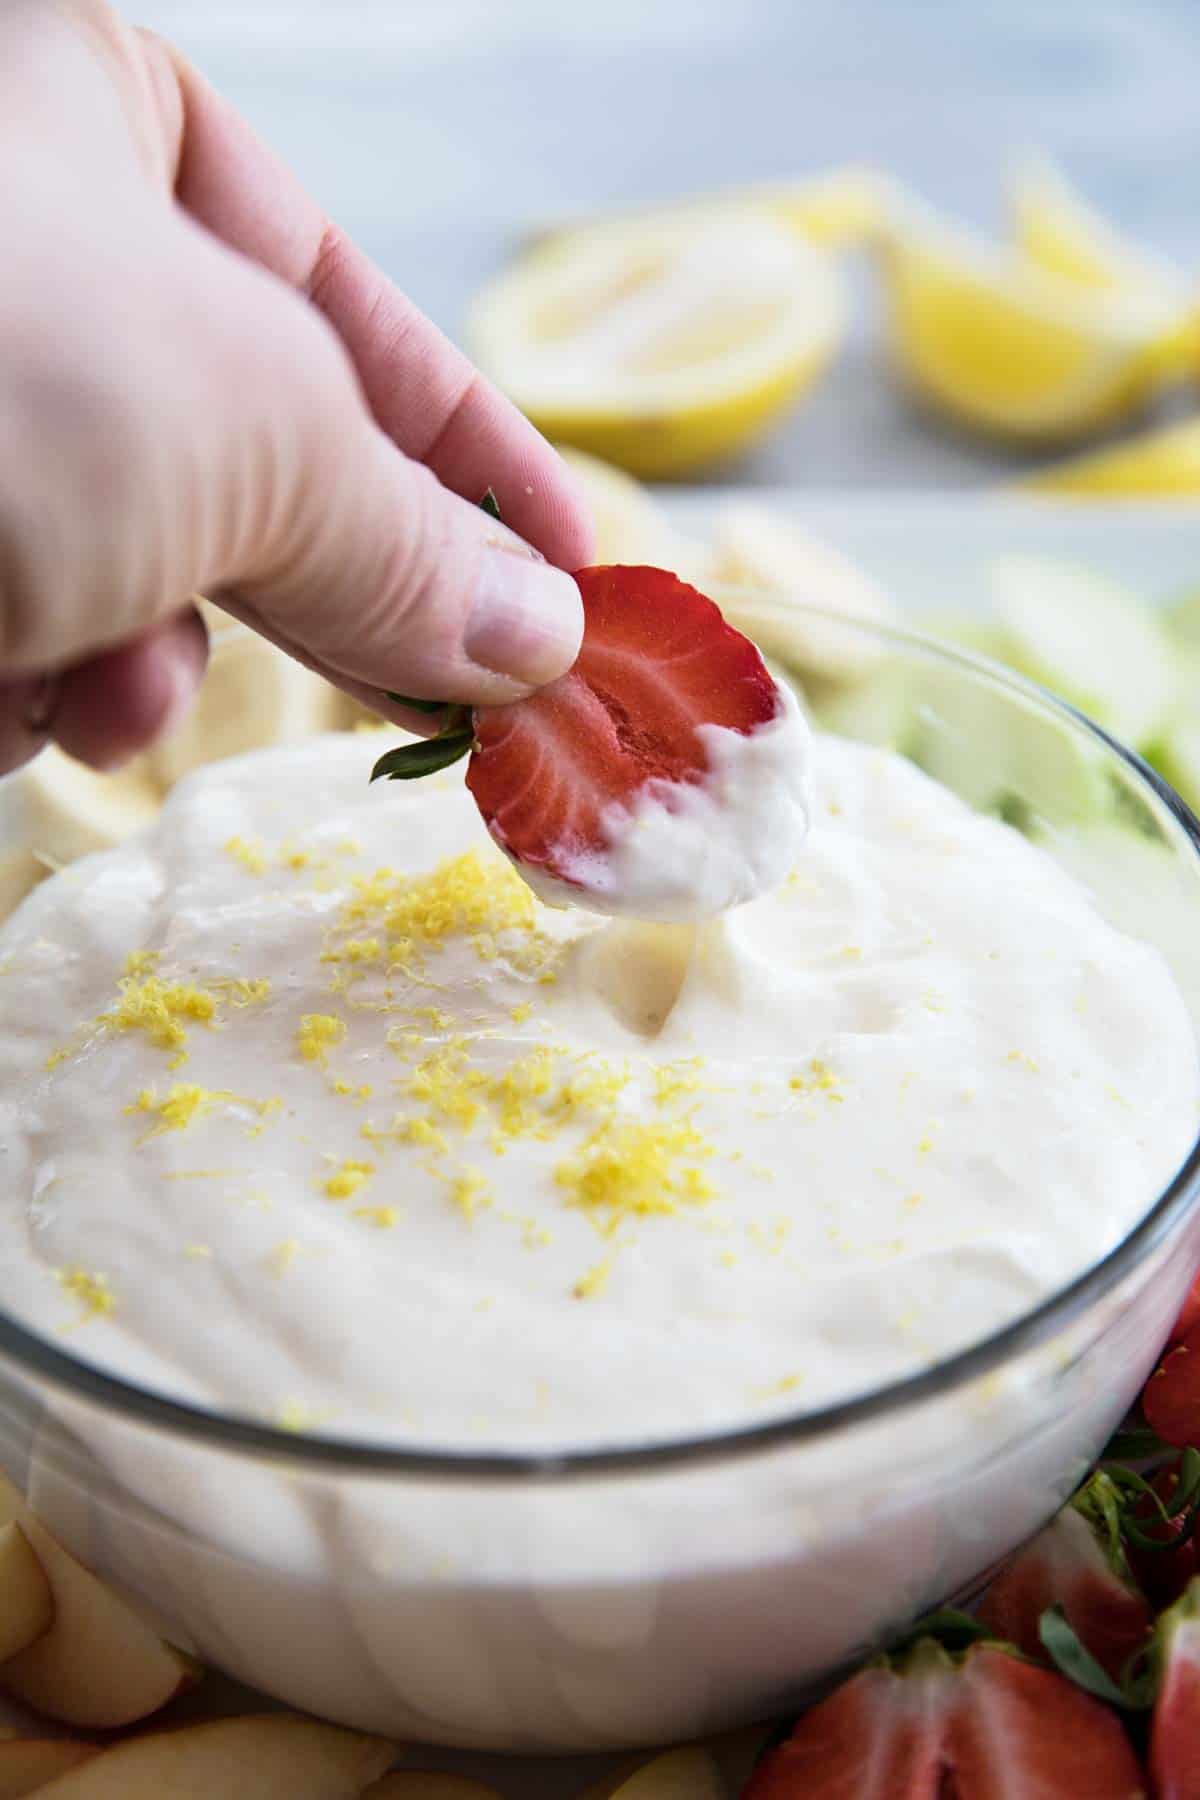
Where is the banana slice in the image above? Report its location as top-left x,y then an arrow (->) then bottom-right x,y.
146,606 -> 346,788
559,447 -> 713,584
710,503 -> 894,679
0,747 -> 160,923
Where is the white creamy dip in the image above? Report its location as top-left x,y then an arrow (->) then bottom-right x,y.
0,731 -> 1195,1452
517,680 -> 813,922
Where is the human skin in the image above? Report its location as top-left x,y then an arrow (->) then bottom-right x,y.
0,0 -> 593,777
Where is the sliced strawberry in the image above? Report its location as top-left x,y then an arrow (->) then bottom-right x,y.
1150,1577 -> 1200,1800
743,1639 -> 1143,1799
978,1485 -> 1152,1680
1143,1327 -> 1200,1448
466,565 -> 781,889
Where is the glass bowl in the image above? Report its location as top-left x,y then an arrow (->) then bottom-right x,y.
1,604 -> 1199,1753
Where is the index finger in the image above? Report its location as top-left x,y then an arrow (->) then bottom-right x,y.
144,32 -> 594,570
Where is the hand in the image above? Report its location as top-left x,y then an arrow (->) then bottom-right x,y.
0,0 -> 592,777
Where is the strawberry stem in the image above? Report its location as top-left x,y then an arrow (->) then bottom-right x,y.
1038,1606 -> 1153,1709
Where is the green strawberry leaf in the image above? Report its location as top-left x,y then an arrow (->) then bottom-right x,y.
370,729 -> 474,782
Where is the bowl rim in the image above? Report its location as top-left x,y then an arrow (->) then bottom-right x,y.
4,607 -> 1200,1482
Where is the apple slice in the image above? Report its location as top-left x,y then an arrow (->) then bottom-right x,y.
580,1748 -> 725,1800
31,1715 -> 394,1797
0,1739 -> 98,1796
363,1779 -> 501,1798
0,1524 -> 52,1663
0,1475 -> 198,1728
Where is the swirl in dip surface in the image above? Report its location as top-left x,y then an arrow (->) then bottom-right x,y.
0,730 -> 1195,1450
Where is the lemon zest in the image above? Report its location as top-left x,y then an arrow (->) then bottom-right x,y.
323,1159 -> 375,1200
450,1168 -> 493,1220
297,1013 -> 346,1064
224,835 -> 267,875
58,1267 -> 115,1320
573,1256 -> 614,1300
354,1204 -> 399,1228
555,1118 -> 716,1236
128,1082 -> 233,1135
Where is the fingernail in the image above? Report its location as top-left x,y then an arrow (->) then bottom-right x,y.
464,555 -> 583,686
23,675 -> 61,735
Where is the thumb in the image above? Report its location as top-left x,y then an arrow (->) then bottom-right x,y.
217,390 -> 585,714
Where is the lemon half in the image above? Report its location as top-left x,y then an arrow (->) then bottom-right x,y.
469,211 -> 842,478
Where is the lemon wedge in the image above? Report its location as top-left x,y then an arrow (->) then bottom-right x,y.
1022,417 -> 1200,495
1012,155 -> 1198,382
469,210 -> 842,477
880,197 -> 1184,442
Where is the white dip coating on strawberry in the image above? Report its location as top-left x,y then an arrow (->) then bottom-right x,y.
514,679 -> 812,921
0,729 -> 1195,1452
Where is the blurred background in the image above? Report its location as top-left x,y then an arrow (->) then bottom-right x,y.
134,0 -> 1200,489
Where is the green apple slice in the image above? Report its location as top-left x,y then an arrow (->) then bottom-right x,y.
989,554 -> 1175,751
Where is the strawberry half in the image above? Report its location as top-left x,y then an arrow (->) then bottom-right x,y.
374,564 -> 797,918
978,1478 -> 1152,1681
743,1638 -> 1143,1800
1142,1326 -> 1200,1448
1150,1576 -> 1200,1800
1170,1268 -> 1200,1347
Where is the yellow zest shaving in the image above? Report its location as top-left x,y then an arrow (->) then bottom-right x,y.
123,948 -> 160,977
128,1082 -> 233,1135
58,1267 -> 115,1320
394,1116 -> 450,1154
754,1372 -> 805,1400
573,1256 -> 613,1300
555,1118 -> 716,1236
790,1058 -> 844,1102
224,835 -> 267,875
297,1013 -> 346,1064
404,1041 -> 488,1128
224,977 -> 271,1007
653,1059 -> 706,1106
510,1001 -> 533,1024
101,974 -> 217,1062
333,1080 -> 373,1102
320,937 -> 380,967
450,1168 -> 493,1219
183,1243 -> 213,1260
488,1048 -> 561,1139
323,1159 -> 375,1200
327,849 -> 556,980
354,1204 -> 399,1228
